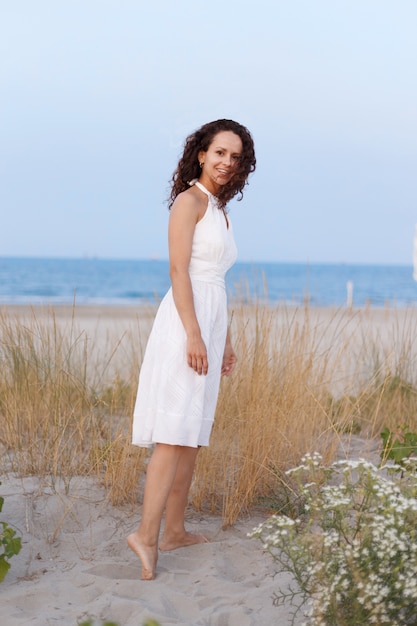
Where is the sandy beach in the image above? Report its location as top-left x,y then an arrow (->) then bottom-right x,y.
0,435 -> 380,626
1,475 -> 295,626
0,304 -> 410,625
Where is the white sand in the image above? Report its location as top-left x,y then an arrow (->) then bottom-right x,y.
0,436 -> 382,626
1,475 -> 300,626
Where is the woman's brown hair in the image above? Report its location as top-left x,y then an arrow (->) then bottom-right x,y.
169,119 -> 256,210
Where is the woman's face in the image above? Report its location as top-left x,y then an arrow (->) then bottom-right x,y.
198,131 -> 242,194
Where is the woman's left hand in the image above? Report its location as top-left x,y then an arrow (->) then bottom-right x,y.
221,343 -> 237,376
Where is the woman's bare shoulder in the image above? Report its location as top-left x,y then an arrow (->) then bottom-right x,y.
171,186 -> 207,219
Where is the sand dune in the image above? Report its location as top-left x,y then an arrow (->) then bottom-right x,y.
0,435 -> 381,626
0,304 -> 398,624
1,474 -> 300,626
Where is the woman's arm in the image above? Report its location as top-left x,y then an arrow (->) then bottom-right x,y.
168,193 -> 208,376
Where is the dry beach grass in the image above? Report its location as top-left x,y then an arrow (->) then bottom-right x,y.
1,303 -> 417,521
1,302 -> 417,624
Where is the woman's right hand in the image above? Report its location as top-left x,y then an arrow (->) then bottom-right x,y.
187,334 -> 208,375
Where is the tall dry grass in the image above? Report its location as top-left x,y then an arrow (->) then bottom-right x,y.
194,305 -> 417,524
0,306 -> 148,501
1,303 -> 417,525
194,304 -> 348,524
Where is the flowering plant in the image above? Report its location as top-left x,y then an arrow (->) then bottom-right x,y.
249,453 -> 417,625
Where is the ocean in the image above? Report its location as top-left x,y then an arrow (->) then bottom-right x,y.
0,257 -> 416,308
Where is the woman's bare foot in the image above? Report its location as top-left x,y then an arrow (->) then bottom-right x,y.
127,532 -> 158,580
159,531 -> 209,552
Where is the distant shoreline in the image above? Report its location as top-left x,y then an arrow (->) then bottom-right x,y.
1,257 -> 416,308
0,297 -> 414,310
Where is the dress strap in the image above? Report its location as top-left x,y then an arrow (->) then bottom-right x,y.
194,181 -> 211,197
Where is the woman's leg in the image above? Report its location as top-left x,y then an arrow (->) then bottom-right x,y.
159,446 -> 208,551
127,443 -> 183,579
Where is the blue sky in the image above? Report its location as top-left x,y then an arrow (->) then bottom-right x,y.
1,0 -> 416,264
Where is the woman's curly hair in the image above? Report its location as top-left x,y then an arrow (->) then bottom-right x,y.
169,119 -> 256,210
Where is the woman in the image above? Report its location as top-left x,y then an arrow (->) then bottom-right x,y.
127,119 -> 256,579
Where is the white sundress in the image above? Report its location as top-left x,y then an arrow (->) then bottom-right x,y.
132,181 -> 238,448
